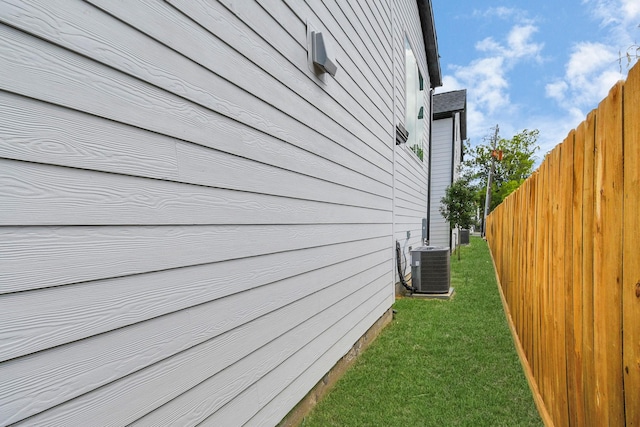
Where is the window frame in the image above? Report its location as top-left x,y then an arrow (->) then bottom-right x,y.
404,36 -> 425,162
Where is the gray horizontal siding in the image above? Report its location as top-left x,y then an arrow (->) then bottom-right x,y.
392,0 -> 430,271
429,118 -> 454,248
0,0 -> 400,424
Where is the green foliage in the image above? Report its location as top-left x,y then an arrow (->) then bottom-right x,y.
464,129 -> 539,185
439,178 -> 475,230
496,179 -> 525,205
463,128 -> 539,211
301,238 -> 543,427
410,144 -> 423,161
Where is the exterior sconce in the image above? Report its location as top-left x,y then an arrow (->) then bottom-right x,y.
396,123 -> 409,145
311,31 -> 338,76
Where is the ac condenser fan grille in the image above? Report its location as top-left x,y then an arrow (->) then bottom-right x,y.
410,246 -> 450,293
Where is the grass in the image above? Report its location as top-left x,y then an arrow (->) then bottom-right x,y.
300,237 -> 543,427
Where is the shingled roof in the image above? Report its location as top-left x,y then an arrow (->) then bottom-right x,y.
433,89 -> 467,140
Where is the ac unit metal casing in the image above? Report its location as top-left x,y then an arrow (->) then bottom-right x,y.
460,229 -> 470,245
410,246 -> 450,293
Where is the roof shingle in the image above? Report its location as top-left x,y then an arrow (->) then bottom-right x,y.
433,89 -> 467,141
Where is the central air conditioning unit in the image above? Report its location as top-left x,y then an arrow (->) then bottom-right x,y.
410,246 -> 450,294
460,229 -> 470,245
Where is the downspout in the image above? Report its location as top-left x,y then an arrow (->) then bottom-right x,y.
449,113 -> 456,250
390,0 -> 397,290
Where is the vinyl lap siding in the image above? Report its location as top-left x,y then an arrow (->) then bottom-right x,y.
392,0 -> 430,268
429,117 -> 453,248
0,0 -> 396,425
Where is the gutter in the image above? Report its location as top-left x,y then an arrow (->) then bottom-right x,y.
416,0 -> 442,88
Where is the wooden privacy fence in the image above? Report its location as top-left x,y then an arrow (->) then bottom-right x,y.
486,62 -> 640,427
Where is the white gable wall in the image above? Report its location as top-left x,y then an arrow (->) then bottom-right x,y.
429,116 -> 454,249
429,110 -> 464,251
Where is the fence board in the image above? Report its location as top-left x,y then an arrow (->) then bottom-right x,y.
557,139 -> 571,427
571,122 -> 586,427
487,63 -> 639,426
525,177 -> 537,365
581,110 -> 597,424
563,132 -> 576,427
593,81 -> 624,426
623,62 -> 640,427
534,161 -> 545,397
538,157 -> 551,405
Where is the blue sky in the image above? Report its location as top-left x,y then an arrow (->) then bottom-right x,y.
432,0 -> 640,161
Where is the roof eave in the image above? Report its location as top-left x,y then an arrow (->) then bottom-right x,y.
416,0 -> 442,88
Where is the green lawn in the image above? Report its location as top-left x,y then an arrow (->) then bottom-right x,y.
300,237 -> 542,427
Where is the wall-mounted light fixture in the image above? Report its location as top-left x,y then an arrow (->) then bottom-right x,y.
396,123 -> 409,145
311,31 -> 337,76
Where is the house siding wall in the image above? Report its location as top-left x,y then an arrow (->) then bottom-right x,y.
429,116 -> 454,248
0,0 -> 409,425
392,0 -> 431,279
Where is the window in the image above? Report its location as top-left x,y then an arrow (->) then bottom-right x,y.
405,37 -> 424,161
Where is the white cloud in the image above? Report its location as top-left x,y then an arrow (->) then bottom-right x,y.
437,75 -> 464,92
544,0 -> 638,129
453,57 -> 510,114
586,0 -> 640,26
442,1 -> 637,164
530,0 -> 637,162
437,74 -> 486,144
507,25 -> 544,61
461,23 -> 542,92
475,25 -> 543,61
621,0 -> 640,19
545,80 -> 568,102
473,7 -> 533,24
546,42 -> 623,120
438,17 -> 544,142
523,114 -> 578,160
476,37 -> 502,53
582,0 -> 640,51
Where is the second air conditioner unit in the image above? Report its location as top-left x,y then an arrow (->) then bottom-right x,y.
460,229 -> 470,245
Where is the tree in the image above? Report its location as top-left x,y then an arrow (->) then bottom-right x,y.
440,178 -> 476,260
462,128 -> 539,214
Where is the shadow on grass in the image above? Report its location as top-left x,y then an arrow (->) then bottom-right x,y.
300,237 -> 543,427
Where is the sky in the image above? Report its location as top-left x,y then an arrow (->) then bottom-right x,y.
431,0 -> 640,163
